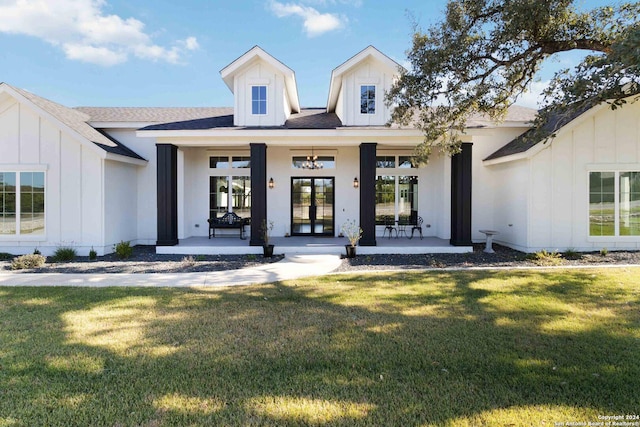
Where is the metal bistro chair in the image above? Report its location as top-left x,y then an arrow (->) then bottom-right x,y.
382,216 -> 397,239
409,216 -> 424,240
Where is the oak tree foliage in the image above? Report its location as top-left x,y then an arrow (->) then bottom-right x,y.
387,0 -> 640,163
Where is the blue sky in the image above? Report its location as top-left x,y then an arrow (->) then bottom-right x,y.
0,0 -> 614,109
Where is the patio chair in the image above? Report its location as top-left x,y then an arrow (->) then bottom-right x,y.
409,216 -> 423,240
382,216 -> 397,239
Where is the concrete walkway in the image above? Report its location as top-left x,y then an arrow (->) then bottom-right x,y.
0,255 -> 343,288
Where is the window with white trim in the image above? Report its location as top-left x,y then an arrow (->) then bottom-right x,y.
209,156 -> 251,219
251,85 -> 267,115
360,85 -> 375,114
589,171 -> 640,236
0,171 -> 45,236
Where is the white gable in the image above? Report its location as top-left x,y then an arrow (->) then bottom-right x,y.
220,46 -> 300,127
327,46 -> 403,126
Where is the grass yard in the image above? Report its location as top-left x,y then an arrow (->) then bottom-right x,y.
1,268 -> 639,426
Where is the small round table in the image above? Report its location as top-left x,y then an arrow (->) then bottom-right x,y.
479,230 -> 499,253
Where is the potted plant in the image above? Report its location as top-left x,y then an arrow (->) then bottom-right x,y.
341,219 -> 363,258
261,219 -> 275,257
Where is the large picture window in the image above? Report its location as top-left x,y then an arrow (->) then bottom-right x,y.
0,171 -> 45,236
589,171 -> 640,236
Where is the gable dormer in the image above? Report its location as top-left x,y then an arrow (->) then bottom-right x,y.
220,46 -> 300,127
326,46 -> 403,126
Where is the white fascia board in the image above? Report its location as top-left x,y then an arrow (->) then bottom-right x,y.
483,102 -> 612,166
483,151 -> 531,166
88,121 -> 159,129
104,152 -> 148,166
483,135 -> 552,166
137,128 -> 425,139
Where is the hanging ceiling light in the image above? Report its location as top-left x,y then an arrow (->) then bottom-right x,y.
301,147 -> 323,170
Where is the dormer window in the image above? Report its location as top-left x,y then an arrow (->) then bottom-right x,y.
252,85 -> 267,115
360,85 -> 376,114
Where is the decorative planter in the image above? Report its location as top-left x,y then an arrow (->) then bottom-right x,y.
263,244 -> 275,258
345,245 -> 357,258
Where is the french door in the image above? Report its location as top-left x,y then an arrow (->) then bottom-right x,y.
291,177 -> 334,236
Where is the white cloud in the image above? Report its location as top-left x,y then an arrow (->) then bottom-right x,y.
183,36 -> 199,51
0,0 -> 198,66
515,80 -> 550,109
269,1 -> 346,37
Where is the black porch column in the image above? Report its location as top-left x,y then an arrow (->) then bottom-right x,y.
450,142 -> 473,246
359,142 -> 377,246
156,144 -> 178,246
250,143 -> 267,246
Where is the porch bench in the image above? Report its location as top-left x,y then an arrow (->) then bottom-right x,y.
208,212 -> 249,240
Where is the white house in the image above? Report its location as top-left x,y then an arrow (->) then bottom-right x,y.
1,45 -> 638,256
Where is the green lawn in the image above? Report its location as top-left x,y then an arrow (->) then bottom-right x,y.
1,268 -> 639,426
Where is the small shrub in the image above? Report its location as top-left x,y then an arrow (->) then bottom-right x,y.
246,254 -> 257,261
52,246 -> 77,262
11,254 -> 46,270
563,248 -> 582,260
89,248 -> 97,260
195,255 -> 206,261
600,247 -> 609,257
181,255 -> 196,267
0,252 -> 12,261
528,250 -> 564,266
114,241 -> 133,260
33,248 -> 41,255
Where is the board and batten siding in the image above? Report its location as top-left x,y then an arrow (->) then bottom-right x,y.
0,97 -> 106,255
487,101 -> 640,252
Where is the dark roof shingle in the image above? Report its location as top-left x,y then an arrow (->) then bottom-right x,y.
484,104 -> 594,161
7,85 -> 145,161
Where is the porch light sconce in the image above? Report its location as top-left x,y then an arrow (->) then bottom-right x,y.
268,177 -> 275,189
353,177 -> 359,188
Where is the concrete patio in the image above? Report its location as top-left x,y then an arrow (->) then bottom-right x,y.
156,235 -> 473,256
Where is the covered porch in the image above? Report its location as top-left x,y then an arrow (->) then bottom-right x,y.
156,235 -> 472,256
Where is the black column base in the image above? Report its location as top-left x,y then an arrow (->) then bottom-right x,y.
156,239 -> 179,246
449,238 -> 472,246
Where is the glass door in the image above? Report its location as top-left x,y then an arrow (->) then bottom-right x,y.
291,177 -> 334,236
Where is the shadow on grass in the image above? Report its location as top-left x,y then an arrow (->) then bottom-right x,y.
0,269 -> 639,425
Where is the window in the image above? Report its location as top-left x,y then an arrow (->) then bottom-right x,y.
589,171 -> 640,236
292,156 -> 336,169
398,176 -> 418,224
360,85 -> 375,114
231,156 -> 251,168
209,155 -> 251,218
376,156 -> 395,168
210,176 -> 251,218
0,171 -> 45,236
375,176 -> 395,224
210,156 -> 229,169
252,85 -> 267,115
210,155 -> 250,169
398,156 -> 416,168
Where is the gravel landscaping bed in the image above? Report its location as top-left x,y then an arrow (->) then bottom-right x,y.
1,244 -> 639,274
334,244 -> 640,272
0,245 -> 284,274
